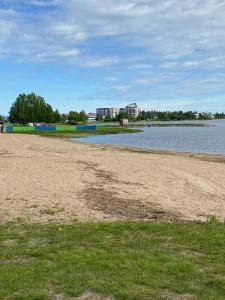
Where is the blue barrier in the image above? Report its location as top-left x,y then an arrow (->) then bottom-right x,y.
35,126 -> 56,132
5,126 -> 13,133
76,125 -> 96,131
5,125 -> 98,133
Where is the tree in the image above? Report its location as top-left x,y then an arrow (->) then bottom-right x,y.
68,110 -> 88,124
115,112 -> 129,121
103,115 -> 113,122
79,110 -> 88,124
68,111 -> 79,124
45,104 -> 55,123
61,113 -> 68,123
9,93 -> 58,124
96,114 -> 103,121
0,115 -> 3,121
54,109 -> 61,123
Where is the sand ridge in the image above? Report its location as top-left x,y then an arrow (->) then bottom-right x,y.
0,134 -> 225,223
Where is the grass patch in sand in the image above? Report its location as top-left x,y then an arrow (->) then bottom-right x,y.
0,220 -> 225,299
9,127 -> 142,138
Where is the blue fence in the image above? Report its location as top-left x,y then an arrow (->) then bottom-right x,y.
5,125 -> 98,133
35,126 -> 56,132
5,126 -> 13,133
76,125 -> 96,131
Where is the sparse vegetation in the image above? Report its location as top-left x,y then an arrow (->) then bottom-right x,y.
1,220 -> 225,299
40,207 -> 65,216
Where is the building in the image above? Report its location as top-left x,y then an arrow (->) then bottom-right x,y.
96,107 -> 119,118
119,108 -> 126,114
124,103 -> 140,118
88,112 -> 97,122
96,103 -> 140,119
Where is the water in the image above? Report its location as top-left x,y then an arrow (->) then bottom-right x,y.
72,120 -> 225,155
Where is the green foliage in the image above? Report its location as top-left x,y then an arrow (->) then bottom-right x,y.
103,115 -> 113,122
54,109 -> 61,123
137,110 -> 198,121
136,110 -> 220,121
0,115 -> 3,121
96,114 -> 104,121
68,110 -> 88,124
1,221 -> 225,299
207,215 -> 220,224
114,112 -> 130,121
9,93 -> 61,124
60,113 -> 68,123
214,112 -> 225,119
79,110 -> 88,124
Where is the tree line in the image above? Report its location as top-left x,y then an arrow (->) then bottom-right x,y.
2,93 -> 225,124
137,110 -> 212,121
99,110 -> 225,122
137,110 -> 225,121
8,93 -> 88,125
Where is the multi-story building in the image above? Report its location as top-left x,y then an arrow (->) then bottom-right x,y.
119,108 -> 126,114
96,103 -> 140,119
119,103 -> 140,117
96,107 -> 119,118
124,103 -> 140,118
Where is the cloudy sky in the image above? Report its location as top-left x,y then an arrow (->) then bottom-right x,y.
0,0 -> 225,114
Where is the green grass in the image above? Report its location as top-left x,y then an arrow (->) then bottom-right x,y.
1,220 -> 225,299
10,127 -> 142,138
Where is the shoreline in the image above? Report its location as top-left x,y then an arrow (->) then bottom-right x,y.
1,134 -> 225,224
71,138 -> 225,164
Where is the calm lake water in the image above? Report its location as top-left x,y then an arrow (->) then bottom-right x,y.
72,120 -> 225,155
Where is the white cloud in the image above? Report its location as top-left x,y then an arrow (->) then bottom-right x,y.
128,64 -> 153,70
0,0 -> 225,66
104,77 -> 118,81
1,0 -> 225,101
183,61 -> 199,67
78,56 -> 120,68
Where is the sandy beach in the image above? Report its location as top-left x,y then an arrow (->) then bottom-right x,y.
0,133 -> 225,223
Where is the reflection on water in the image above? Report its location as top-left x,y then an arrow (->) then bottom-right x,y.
72,120 -> 225,155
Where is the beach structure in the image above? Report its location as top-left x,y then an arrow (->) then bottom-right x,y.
119,119 -> 129,127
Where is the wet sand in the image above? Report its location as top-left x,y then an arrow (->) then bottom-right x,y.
0,134 -> 225,223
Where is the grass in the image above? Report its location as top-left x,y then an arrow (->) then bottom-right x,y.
10,127 -> 142,138
1,220 -> 225,299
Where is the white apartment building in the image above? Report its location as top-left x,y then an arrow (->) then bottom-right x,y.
124,103 -> 140,118
96,107 -> 119,118
96,103 -> 140,118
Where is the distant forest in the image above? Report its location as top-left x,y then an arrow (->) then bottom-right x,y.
137,110 -> 225,121
102,110 -> 225,122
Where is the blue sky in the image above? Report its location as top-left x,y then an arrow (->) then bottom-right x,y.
0,0 -> 225,115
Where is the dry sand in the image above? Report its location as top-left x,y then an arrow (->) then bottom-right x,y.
0,133 -> 225,223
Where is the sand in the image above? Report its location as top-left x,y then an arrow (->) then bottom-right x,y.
0,133 -> 225,223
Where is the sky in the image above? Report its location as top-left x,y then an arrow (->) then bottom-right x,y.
0,0 -> 225,115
